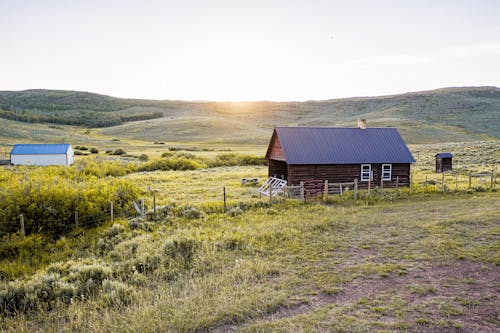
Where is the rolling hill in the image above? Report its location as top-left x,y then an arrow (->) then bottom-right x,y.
0,86 -> 498,145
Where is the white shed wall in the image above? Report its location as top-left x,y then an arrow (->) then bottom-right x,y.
11,154 -> 71,166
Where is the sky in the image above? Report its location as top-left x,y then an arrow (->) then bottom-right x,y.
1,0 -> 500,101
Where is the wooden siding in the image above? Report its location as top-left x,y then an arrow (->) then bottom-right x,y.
436,157 -> 452,173
288,163 -> 411,188
268,135 -> 286,161
268,159 -> 288,180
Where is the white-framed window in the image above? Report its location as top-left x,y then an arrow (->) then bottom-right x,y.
382,164 -> 392,181
361,164 -> 372,181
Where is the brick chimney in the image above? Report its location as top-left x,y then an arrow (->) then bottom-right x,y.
358,118 -> 366,130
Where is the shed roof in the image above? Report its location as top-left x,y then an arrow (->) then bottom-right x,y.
435,152 -> 453,158
266,127 -> 415,164
11,144 -> 71,155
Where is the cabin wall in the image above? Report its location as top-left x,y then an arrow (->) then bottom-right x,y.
288,163 -> 411,188
268,159 -> 288,180
436,158 -> 452,173
268,135 -> 286,161
11,154 -> 70,166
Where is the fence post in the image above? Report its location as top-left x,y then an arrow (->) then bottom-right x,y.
491,169 -> 495,190
396,176 -> 399,189
354,178 -> 358,200
468,173 -> 472,189
269,183 -> 273,203
300,181 -> 305,204
223,187 -> 227,212
323,180 -> 328,202
75,211 -> 78,228
442,172 -> 445,193
380,177 -> 384,194
368,178 -> 371,196
110,202 -> 114,223
19,214 -> 25,237
141,198 -> 145,216
153,193 -> 157,221
455,173 -> 458,192
425,175 -> 428,193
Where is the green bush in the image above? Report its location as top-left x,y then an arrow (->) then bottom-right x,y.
0,166 -> 140,238
90,147 -> 99,154
137,158 -> 202,172
112,148 -> 126,155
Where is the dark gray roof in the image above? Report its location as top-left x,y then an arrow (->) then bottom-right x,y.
269,127 -> 415,164
435,152 -> 453,158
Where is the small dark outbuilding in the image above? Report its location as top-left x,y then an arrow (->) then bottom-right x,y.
265,126 -> 416,188
435,153 -> 453,173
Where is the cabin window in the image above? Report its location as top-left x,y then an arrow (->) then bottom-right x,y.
361,164 -> 372,181
382,164 -> 392,181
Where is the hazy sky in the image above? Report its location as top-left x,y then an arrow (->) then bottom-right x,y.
1,0 -> 500,101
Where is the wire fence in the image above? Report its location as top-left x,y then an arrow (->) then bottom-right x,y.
0,204 -> 135,240
0,168 -> 497,241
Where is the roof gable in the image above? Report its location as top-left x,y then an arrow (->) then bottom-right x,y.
11,144 -> 71,155
268,127 -> 415,164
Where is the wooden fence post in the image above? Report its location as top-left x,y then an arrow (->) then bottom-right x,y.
396,176 -> 399,189
380,177 -> 384,194
141,198 -> 145,216
442,172 -> 445,193
75,211 -> 78,227
425,175 -> 428,193
323,180 -> 328,202
110,202 -> 114,223
368,178 -> 371,196
491,169 -> 495,190
300,181 -> 305,204
19,214 -> 25,237
354,178 -> 358,200
223,187 -> 227,212
153,193 -> 157,221
468,173 -> 472,189
269,183 -> 273,203
455,173 -> 458,191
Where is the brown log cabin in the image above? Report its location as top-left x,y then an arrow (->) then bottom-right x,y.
265,125 -> 416,189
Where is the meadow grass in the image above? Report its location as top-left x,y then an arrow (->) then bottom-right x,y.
0,190 -> 498,332
0,140 -> 498,332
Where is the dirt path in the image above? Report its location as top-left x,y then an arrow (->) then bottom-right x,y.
208,260 -> 499,332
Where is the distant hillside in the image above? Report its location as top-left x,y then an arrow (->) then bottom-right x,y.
0,86 -> 498,144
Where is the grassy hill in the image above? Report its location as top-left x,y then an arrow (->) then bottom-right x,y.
0,86 -> 499,145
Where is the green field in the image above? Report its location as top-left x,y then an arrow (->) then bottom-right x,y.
0,87 -> 499,332
0,141 -> 498,332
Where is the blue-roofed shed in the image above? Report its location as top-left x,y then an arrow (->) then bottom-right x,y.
435,152 -> 453,173
265,126 -> 415,187
10,144 -> 74,166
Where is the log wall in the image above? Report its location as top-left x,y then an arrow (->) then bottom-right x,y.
288,163 -> 411,188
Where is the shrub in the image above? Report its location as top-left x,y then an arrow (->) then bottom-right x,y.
207,153 -> 266,167
164,239 -> 199,268
138,154 -> 149,161
112,148 -> 126,155
90,148 -> 99,154
100,279 -> 135,306
137,158 -> 203,172
182,207 -> 204,219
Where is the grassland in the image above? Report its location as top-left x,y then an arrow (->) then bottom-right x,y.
1,86 -> 499,146
0,141 -> 498,332
0,87 -> 499,331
